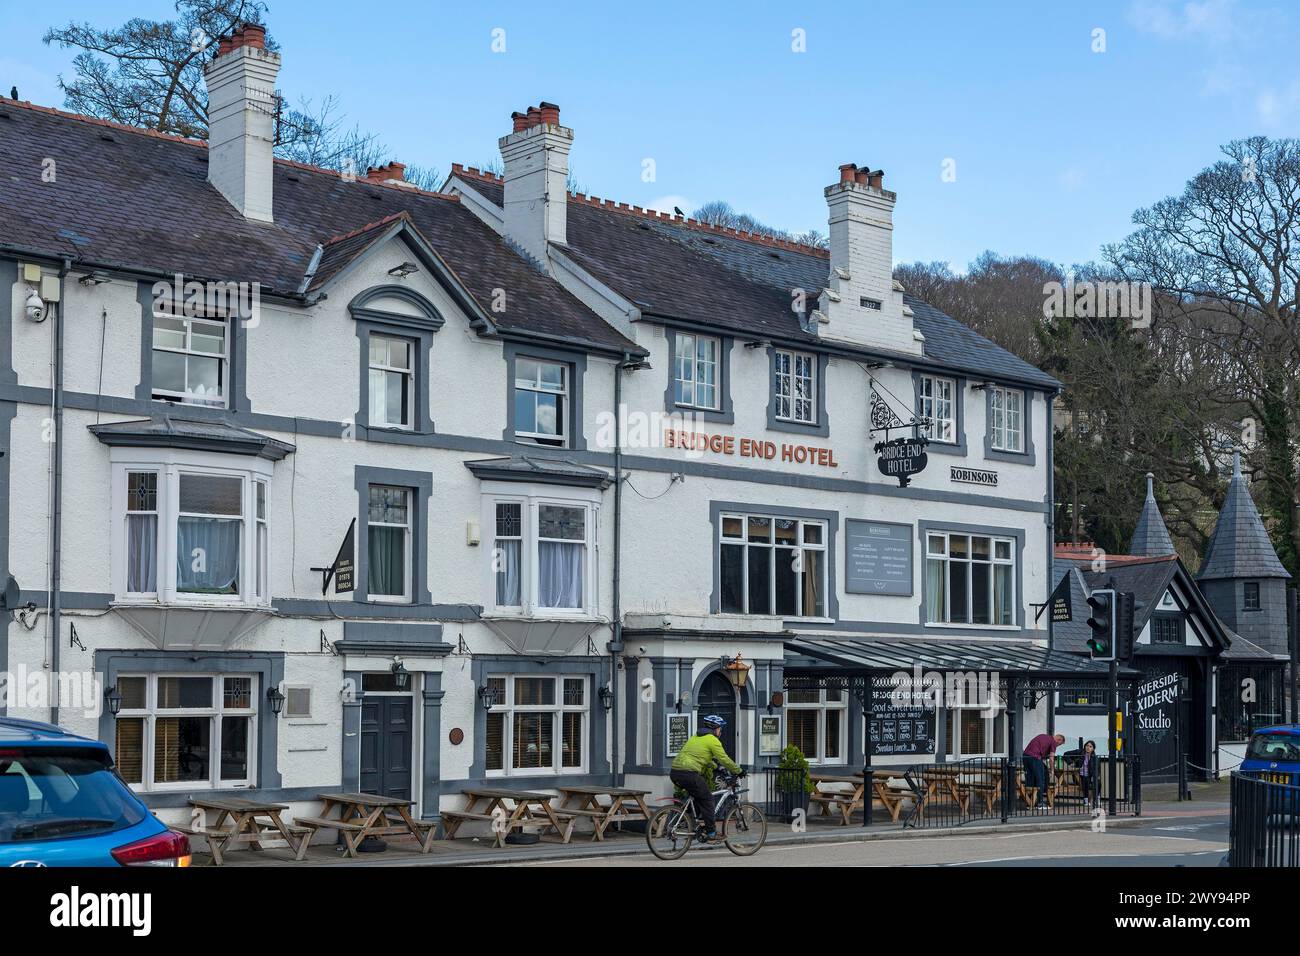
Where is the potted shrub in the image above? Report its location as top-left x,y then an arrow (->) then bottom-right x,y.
775,744 -> 814,820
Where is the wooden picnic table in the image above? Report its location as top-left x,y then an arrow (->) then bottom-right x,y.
182,796 -> 309,866
809,772 -> 868,825
294,792 -> 436,859
441,788 -> 570,848
555,786 -> 652,841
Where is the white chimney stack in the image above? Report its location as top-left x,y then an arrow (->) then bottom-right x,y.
819,163 -> 921,355
204,23 -> 280,223
499,102 -> 571,266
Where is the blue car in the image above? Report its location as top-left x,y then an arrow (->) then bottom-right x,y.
0,716 -> 191,867
1240,724 -> 1300,785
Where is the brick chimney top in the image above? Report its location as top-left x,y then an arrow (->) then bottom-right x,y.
511,102 -> 563,132
366,162 -> 407,184
223,21 -> 267,53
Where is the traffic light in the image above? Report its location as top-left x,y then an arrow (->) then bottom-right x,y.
1086,588 -> 1116,661
1115,590 -> 1135,661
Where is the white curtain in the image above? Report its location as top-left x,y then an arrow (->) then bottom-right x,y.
496,539 -> 521,606
127,514 -> 157,592
176,517 -> 241,594
538,541 -> 583,608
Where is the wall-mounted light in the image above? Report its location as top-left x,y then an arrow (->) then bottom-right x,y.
105,685 -> 123,717
477,682 -> 497,710
598,685 -> 614,711
266,685 -> 286,717
721,654 -> 751,690
388,261 -> 419,278
391,659 -> 410,691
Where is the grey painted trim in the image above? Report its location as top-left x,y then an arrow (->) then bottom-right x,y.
338,620 -> 450,657
88,422 -> 294,460
708,500 -> 840,620
353,318 -> 436,434
134,279 -> 250,413
19,590 -> 113,610
912,369 -> 968,457
274,598 -> 479,621
917,519 -> 1027,629
766,347 -> 829,437
502,342 -> 588,451
468,655 -> 610,780
784,619 -> 1043,640
983,385 -> 1037,466
0,381 -> 1051,513
348,285 -> 446,333
664,328 -> 735,424
353,465 -> 434,605
94,649 -> 284,791
421,675 -> 445,819
342,669 -> 363,794
0,401 -> 13,713
463,458 -> 611,489
0,260 -> 17,387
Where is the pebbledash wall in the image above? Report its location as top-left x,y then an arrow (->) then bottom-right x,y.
3,249 -> 1054,837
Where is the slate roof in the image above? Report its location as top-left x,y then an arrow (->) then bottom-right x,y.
0,100 -> 637,353
1199,453 -> 1290,581
88,415 -> 295,460
453,170 -> 1060,390
1051,551 -> 1231,657
1129,473 -> 1176,557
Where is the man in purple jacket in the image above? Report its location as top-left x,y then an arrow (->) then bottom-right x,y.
1023,733 -> 1066,808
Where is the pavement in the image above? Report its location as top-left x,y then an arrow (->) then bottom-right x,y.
195,779 -> 1231,869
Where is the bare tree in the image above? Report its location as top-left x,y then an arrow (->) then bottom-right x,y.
1108,137 -> 1300,571
43,0 -> 419,178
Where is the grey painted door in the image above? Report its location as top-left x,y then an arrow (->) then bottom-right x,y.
359,695 -> 413,800
697,672 -> 738,758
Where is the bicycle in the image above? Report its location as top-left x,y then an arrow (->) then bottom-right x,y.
646,767 -> 767,860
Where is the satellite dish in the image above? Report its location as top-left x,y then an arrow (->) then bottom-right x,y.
0,576 -> 20,610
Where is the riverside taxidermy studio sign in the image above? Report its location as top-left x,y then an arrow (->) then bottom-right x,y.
875,436 -> 929,486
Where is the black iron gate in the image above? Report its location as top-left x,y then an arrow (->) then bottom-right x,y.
1230,771 -> 1300,867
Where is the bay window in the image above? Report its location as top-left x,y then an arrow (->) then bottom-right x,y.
925,531 -> 1015,626
485,494 -> 598,616
773,349 -> 816,424
989,386 -> 1024,453
484,675 -> 588,776
919,375 -> 956,444
113,451 -> 273,606
674,333 -> 720,411
786,687 -> 846,764
114,673 -> 257,791
719,513 -> 827,618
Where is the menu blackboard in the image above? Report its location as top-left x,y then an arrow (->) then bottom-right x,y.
866,676 -> 935,755
845,519 -> 913,596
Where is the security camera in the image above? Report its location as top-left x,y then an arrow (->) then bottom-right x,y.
24,289 -> 46,322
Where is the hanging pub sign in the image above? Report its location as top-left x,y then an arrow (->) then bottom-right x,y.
312,518 -> 356,595
875,437 -> 929,487
869,383 -> 930,487
1050,573 -> 1072,622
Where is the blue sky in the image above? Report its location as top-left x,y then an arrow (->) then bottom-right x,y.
2,0 -> 1296,270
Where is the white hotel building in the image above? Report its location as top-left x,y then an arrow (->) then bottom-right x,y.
0,23 -> 1096,832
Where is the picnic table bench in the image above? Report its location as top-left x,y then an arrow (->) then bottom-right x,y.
180,797 -> 311,866
441,788 -> 570,848
555,786 -> 652,841
294,792 -> 436,859
808,773 -> 868,825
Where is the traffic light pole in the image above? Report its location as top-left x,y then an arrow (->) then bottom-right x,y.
1108,659 -> 1118,818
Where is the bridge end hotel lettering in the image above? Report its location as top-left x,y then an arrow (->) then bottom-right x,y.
0,21 -> 1095,833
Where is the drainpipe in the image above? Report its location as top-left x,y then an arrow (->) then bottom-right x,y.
608,352 -> 628,786
50,258 -> 69,725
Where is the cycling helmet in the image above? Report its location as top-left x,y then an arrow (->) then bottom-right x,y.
701,714 -> 727,729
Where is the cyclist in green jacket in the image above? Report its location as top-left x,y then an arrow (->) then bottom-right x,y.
670,715 -> 743,841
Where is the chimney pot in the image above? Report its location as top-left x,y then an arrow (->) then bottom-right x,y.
854,168 -> 870,186
538,102 -> 560,125
525,105 -> 541,128
512,111 -> 528,132
868,169 -> 883,189
218,36 -> 234,56
239,23 -> 267,50
838,163 -> 857,184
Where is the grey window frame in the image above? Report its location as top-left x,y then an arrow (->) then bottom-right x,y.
136,281 -> 250,413
503,342 -> 588,450
663,328 -> 734,424
350,285 -> 443,435
983,385 -> 1036,465
766,347 -> 829,437
1244,581 -> 1261,612
913,370 -> 967,455
353,466 -> 432,605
